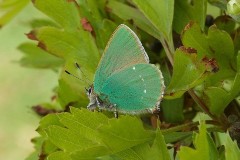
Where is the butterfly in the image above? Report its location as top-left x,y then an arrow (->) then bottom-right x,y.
85,24 -> 165,117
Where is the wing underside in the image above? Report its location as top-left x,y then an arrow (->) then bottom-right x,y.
100,63 -> 164,113
94,25 -> 149,93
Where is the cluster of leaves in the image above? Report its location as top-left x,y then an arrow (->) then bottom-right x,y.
1,0 -> 240,159
27,108 -> 240,160
29,108 -> 170,160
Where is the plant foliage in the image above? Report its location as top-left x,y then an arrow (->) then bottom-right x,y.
1,0 -> 240,159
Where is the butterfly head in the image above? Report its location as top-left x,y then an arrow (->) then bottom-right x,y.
85,85 -> 94,97
85,86 -> 91,96
86,85 -> 99,110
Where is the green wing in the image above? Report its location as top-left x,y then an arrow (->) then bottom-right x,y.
100,63 -> 164,113
94,24 -> 149,94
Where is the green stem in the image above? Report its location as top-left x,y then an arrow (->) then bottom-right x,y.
162,121 -> 199,134
188,89 -> 216,120
207,127 -> 224,133
160,35 -> 174,65
161,120 -> 222,134
188,89 -> 229,129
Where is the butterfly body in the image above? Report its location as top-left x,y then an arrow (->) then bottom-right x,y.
87,24 -> 165,114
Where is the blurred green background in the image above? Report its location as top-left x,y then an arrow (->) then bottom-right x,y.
0,3 -> 58,160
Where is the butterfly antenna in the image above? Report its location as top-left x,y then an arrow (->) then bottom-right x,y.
75,63 -> 92,85
65,70 -> 83,81
64,70 -> 91,86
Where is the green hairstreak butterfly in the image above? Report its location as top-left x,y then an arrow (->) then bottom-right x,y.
86,24 -> 165,115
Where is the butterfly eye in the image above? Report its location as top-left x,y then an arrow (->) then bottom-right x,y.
87,88 -> 92,95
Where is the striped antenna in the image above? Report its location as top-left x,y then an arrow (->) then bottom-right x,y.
75,63 -> 92,85
64,63 -> 91,86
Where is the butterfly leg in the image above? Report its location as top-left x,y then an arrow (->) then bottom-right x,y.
109,104 -> 118,118
87,103 -> 97,111
114,108 -> 118,118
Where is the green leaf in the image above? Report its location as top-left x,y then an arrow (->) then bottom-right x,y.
38,113 -> 64,136
204,73 -> 240,115
178,122 -> 219,160
42,139 -> 59,156
238,52 -> 240,72
94,19 -> 117,51
29,25 -> 100,108
161,97 -> 184,123
57,107 -> 108,143
77,0 -> 105,21
107,0 -> 161,40
38,108 -> 111,158
182,23 -> 235,83
32,131 -> 59,156
225,132 -> 240,160
214,15 -> 236,34
163,132 -> 192,144
70,146 -> 111,160
149,128 -> 171,160
165,47 -> 211,98
98,115 -> 155,153
77,0 -> 116,50
57,77 -> 89,108
115,128 -> 171,160
29,19 -> 59,28
181,24 -> 239,115
208,0 -> 227,10
78,0 -> 103,21
132,0 -> 174,40
233,28 -> 240,53
25,152 -> 39,160
47,151 -> 72,160
0,0 -> 30,27
25,137 -> 44,160
38,108 -> 165,159
45,125 -> 96,152
203,53 -> 240,115
173,0 -> 207,33
33,27 -> 100,73
18,43 -> 63,69
57,58 -> 96,108
77,0 -> 121,51
33,0 -> 81,31
114,146 -> 145,160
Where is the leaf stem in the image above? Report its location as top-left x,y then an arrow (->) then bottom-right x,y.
160,36 -> 174,66
162,121 -> 199,134
188,89 -> 216,120
161,120 -> 222,134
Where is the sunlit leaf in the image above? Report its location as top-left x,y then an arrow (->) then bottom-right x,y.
57,107 -> 108,143
107,0 -> 161,39
47,151 -> 72,160
182,23 -> 235,83
166,47 -> 213,98
114,128 -> 171,160
178,122 -> 219,160
225,132 -> 240,160
98,115 -> 155,152
18,43 -> 63,69
132,0 -> 174,40
204,53 -> 240,115
33,0 -> 81,31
